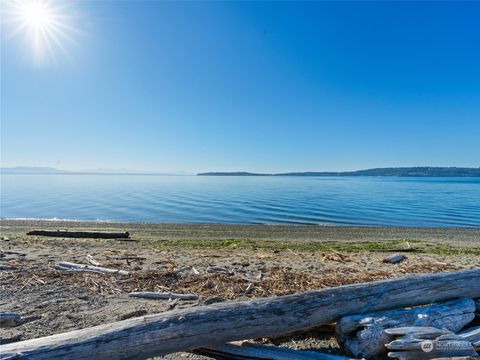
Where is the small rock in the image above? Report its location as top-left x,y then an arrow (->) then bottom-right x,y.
383,253 -> 407,264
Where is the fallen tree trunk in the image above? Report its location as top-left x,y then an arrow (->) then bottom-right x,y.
1,269 -> 479,360
27,230 -> 130,239
195,342 -> 359,359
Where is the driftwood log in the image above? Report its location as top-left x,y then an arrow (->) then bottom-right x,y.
459,326 -> 480,350
55,262 -> 130,275
386,338 -> 478,359
385,327 -> 455,339
385,325 -> 480,359
27,230 -> 130,239
1,269 -> 479,360
196,342 -> 359,359
335,297 -> 476,358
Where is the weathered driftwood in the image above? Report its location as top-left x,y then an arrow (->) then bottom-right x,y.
386,339 -> 478,359
129,292 -> 198,301
335,297 -> 476,358
27,230 -> 130,239
85,254 -> 100,266
1,269 -> 480,360
55,262 -> 130,275
245,283 -> 255,294
383,254 -> 407,264
459,326 -> 480,350
385,327 -> 455,340
196,342 -> 359,359
0,313 -> 22,328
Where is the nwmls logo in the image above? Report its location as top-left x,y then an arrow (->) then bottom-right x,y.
421,340 -> 472,353
420,340 -> 434,352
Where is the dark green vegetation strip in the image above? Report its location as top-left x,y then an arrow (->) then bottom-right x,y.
151,238 -> 480,255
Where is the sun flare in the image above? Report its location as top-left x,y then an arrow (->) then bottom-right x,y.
19,1 -> 54,29
4,0 -> 77,65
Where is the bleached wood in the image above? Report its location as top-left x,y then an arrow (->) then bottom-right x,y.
196,342 -> 359,359
55,262 -> 129,275
85,254 -> 100,266
385,327 -> 454,339
1,269 -> 479,360
386,339 -> 478,359
459,326 -> 480,350
335,297 -> 475,358
129,292 -> 198,300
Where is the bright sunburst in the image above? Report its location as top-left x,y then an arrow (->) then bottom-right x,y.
4,0 -> 77,65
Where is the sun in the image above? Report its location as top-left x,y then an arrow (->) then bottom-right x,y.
19,1 -> 54,30
3,0 -> 77,65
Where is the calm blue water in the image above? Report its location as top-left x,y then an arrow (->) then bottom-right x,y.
1,174 -> 479,227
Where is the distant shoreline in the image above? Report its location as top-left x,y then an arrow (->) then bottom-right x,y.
198,167 -> 480,177
2,166 -> 480,177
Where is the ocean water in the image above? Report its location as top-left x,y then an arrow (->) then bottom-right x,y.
1,174 -> 479,227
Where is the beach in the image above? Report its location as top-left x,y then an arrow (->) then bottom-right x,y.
1,220 -> 479,357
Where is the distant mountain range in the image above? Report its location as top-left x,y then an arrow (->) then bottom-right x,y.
198,167 -> 480,177
0,166 -> 189,175
0,166 -> 67,174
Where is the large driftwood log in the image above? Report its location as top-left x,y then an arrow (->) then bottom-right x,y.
196,342 -> 359,359
335,297 -> 475,359
55,262 -> 130,275
27,230 -> 130,239
1,269 -> 480,360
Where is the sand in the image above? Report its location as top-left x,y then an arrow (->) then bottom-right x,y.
1,220 -> 479,359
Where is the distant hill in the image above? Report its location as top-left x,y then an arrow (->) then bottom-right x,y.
198,167 -> 480,177
0,166 -> 68,174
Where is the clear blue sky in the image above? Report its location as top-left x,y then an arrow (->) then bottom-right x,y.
1,1 -> 479,173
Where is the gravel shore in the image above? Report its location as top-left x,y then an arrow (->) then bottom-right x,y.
1,220 -> 479,359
